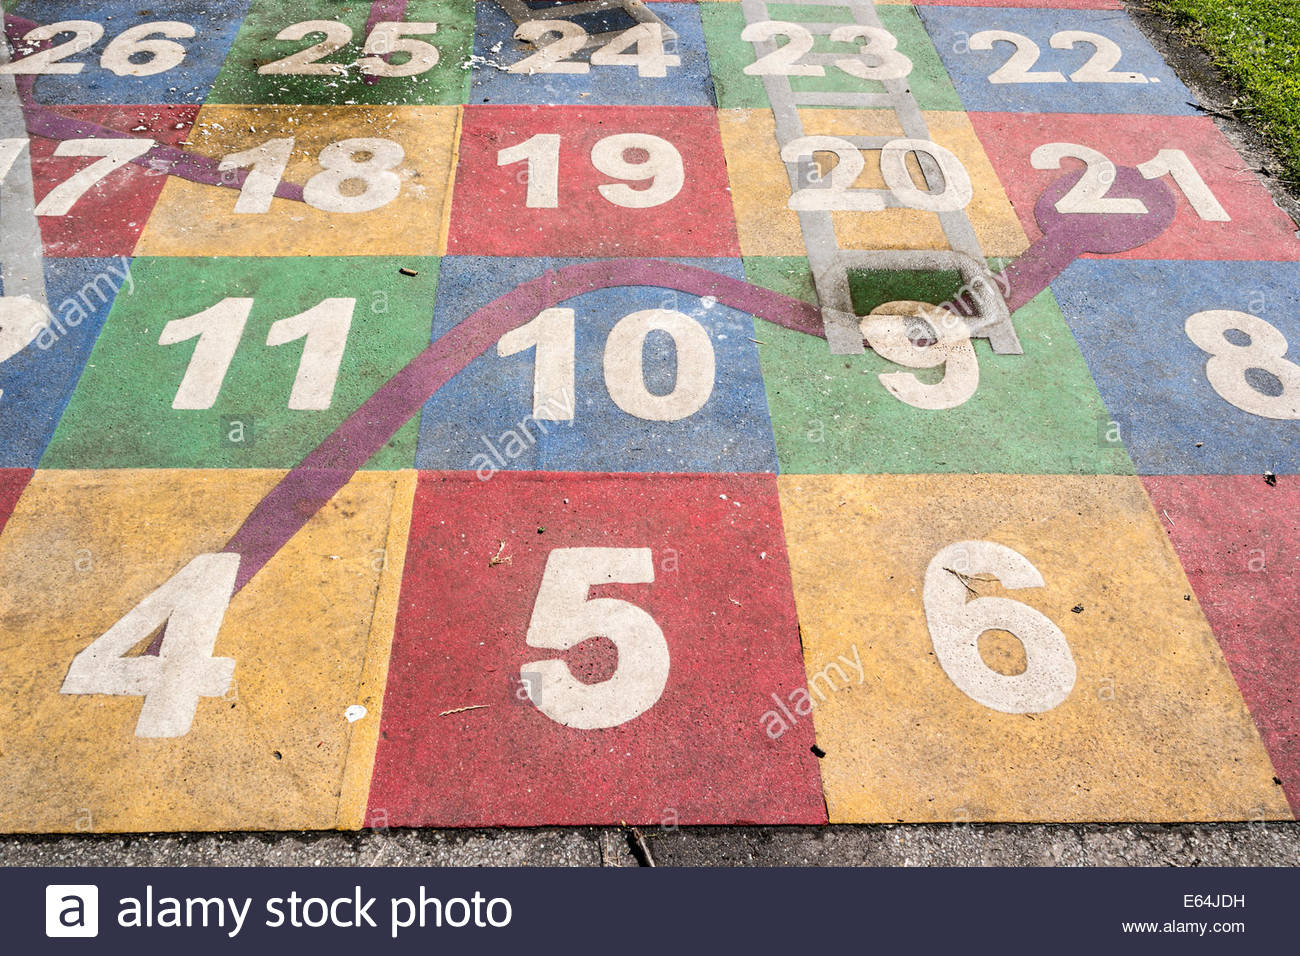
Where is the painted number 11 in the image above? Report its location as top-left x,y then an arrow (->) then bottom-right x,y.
159,298 -> 354,410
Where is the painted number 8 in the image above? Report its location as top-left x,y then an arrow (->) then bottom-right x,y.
302,138 -> 404,213
923,541 -> 1076,714
1184,310 -> 1300,419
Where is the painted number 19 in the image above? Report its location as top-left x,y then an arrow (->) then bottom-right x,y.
496,133 -> 684,209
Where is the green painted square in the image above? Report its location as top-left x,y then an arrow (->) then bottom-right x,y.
701,2 -> 960,111
744,256 -> 1134,475
41,257 -> 438,469
207,1 -> 472,106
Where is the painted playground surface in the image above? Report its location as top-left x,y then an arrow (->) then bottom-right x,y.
0,0 -> 1297,834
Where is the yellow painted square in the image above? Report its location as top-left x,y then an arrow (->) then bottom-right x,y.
718,108 -> 1027,258
0,469 -> 415,833
778,474 -> 1290,823
136,105 -> 459,257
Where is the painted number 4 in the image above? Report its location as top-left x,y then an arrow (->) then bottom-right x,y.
522,548 -> 669,729
61,554 -> 240,738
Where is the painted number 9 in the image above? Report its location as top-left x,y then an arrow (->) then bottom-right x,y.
923,541 -> 1076,714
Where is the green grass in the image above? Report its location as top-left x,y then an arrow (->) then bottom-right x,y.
1147,0 -> 1300,183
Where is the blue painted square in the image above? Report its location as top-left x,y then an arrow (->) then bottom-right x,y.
6,0 -> 249,104
0,257 -> 122,466
916,6 -> 1197,115
470,2 -> 715,107
1051,260 -> 1300,475
416,256 -> 778,473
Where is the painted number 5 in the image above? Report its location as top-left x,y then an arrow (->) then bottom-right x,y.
923,541 -> 1076,714
522,547 -> 669,730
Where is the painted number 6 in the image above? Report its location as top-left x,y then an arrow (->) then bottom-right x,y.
923,541 -> 1076,714
522,548 -> 669,730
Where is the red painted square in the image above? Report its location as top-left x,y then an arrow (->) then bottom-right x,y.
368,471 -> 825,826
446,105 -> 740,257
31,106 -> 198,258
971,112 -> 1300,262
0,469 -> 32,537
1143,476 -> 1300,817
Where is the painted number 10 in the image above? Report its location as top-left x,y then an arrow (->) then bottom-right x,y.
500,307 -> 716,422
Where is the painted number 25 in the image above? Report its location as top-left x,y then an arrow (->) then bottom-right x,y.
259,20 -> 441,77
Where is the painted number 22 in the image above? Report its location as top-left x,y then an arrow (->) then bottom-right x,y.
971,30 -> 1149,84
